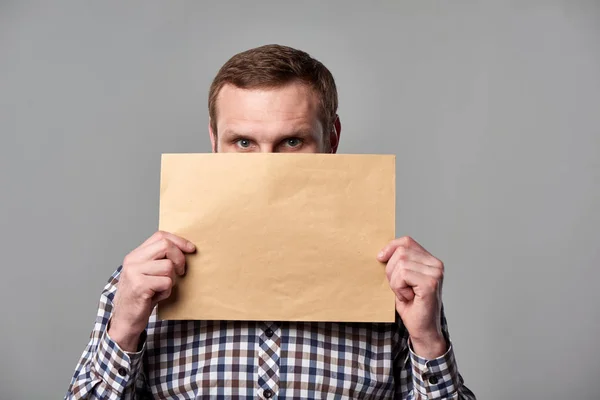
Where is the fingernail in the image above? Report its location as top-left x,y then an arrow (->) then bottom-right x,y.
377,251 -> 385,259
187,241 -> 196,251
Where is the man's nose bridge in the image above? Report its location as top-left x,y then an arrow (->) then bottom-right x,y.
259,143 -> 275,153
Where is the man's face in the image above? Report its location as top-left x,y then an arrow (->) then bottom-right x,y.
210,82 -> 339,153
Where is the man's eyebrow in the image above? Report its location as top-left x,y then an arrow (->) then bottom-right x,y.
282,129 -> 315,139
219,129 -> 243,137
220,130 -> 244,138
220,129 -> 316,139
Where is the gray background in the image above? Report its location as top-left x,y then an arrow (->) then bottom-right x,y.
1,1 -> 599,399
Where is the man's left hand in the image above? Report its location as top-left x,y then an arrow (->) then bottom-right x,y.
378,236 -> 448,359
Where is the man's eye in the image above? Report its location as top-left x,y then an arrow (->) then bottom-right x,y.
236,139 -> 252,148
284,138 -> 302,147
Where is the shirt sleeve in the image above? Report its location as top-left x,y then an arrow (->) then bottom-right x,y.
394,306 -> 477,400
65,267 -> 147,400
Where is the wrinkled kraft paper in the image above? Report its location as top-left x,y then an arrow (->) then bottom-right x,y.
158,153 -> 396,323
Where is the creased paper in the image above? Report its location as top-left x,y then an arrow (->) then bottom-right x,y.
158,153 -> 396,322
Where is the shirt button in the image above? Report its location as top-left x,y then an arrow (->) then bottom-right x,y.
429,375 -> 438,385
265,328 -> 274,338
264,388 -> 274,398
117,367 -> 127,377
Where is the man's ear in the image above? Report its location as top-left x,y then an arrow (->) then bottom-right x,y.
329,115 -> 341,154
208,120 -> 217,153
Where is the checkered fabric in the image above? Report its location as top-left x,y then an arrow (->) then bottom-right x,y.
66,267 -> 476,399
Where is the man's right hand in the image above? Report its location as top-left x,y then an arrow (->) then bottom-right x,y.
108,231 -> 196,352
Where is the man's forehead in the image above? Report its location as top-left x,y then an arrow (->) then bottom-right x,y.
216,83 -> 318,111
215,83 -> 323,134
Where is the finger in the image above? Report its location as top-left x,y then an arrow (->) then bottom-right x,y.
386,250 -> 443,281
144,275 -> 173,297
139,259 -> 177,279
384,246 -> 406,280
378,236 -> 441,268
390,244 -> 443,269
378,236 -> 421,262
390,267 -> 438,302
147,274 -> 175,303
378,236 -> 426,261
384,245 -> 442,280
128,239 -> 187,275
154,287 -> 173,304
139,231 -> 195,253
401,260 -> 444,280
389,266 -> 416,302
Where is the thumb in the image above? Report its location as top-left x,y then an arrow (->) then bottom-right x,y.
395,285 -> 415,303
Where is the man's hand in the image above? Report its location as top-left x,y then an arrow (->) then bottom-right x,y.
108,231 -> 196,352
378,236 -> 447,359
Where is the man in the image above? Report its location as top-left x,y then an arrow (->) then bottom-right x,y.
66,44 -> 476,399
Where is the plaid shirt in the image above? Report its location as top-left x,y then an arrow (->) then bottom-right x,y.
66,267 -> 475,399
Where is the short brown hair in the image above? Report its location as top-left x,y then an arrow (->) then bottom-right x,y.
208,44 -> 338,137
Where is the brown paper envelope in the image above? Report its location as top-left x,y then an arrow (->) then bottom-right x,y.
157,153 -> 396,322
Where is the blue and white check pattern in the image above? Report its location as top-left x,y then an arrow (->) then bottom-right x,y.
66,267 -> 475,399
